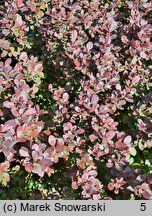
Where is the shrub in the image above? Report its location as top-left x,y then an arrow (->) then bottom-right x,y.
0,0 -> 151,199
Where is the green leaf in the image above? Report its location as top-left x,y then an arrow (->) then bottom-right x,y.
129,157 -> 134,165
130,147 -> 137,156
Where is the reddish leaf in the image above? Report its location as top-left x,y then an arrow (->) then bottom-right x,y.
48,84 -> 53,92
92,124 -> 99,132
27,130 -> 40,137
106,131 -> 116,140
31,86 -> 39,94
16,0 -> 23,8
77,160 -> 85,169
67,146 -> 74,151
104,71 -> 111,77
81,172 -> 88,182
16,125 -> 24,138
89,134 -> 98,141
67,122 -> 73,131
74,106 -> 81,112
71,181 -> 78,190
48,135 -> 56,146
133,40 -> 140,48
75,128 -> 85,135
23,162 -> 33,173
0,109 -> 3,116
107,182 -> 114,191
29,4 -> 37,12
43,130 -> 51,136
74,60 -> 80,67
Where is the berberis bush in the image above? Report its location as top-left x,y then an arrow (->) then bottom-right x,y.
0,0 -> 151,200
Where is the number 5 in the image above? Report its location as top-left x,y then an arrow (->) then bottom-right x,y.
140,203 -> 146,211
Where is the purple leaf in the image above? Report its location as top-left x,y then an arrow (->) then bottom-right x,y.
20,52 -> 28,62
22,108 -> 36,117
15,15 -> 23,27
34,63 -> 43,71
121,35 -> 129,44
132,75 -> 140,84
88,170 -> 97,177
71,30 -> 78,43
19,147 -> 29,157
40,159 -> 52,169
140,51 -> 147,59
124,135 -> 132,145
109,21 -> 117,32
32,151 -> 40,161
62,92 -> 69,102
86,42 -> 93,51
3,101 -> 14,108
106,131 -> 116,140
2,120 -> 17,132
5,58 -> 12,68
91,94 -> 99,105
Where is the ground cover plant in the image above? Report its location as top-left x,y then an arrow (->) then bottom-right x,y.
0,0 -> 151,200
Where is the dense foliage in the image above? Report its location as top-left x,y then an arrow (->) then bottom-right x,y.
0,0 -> 151,200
